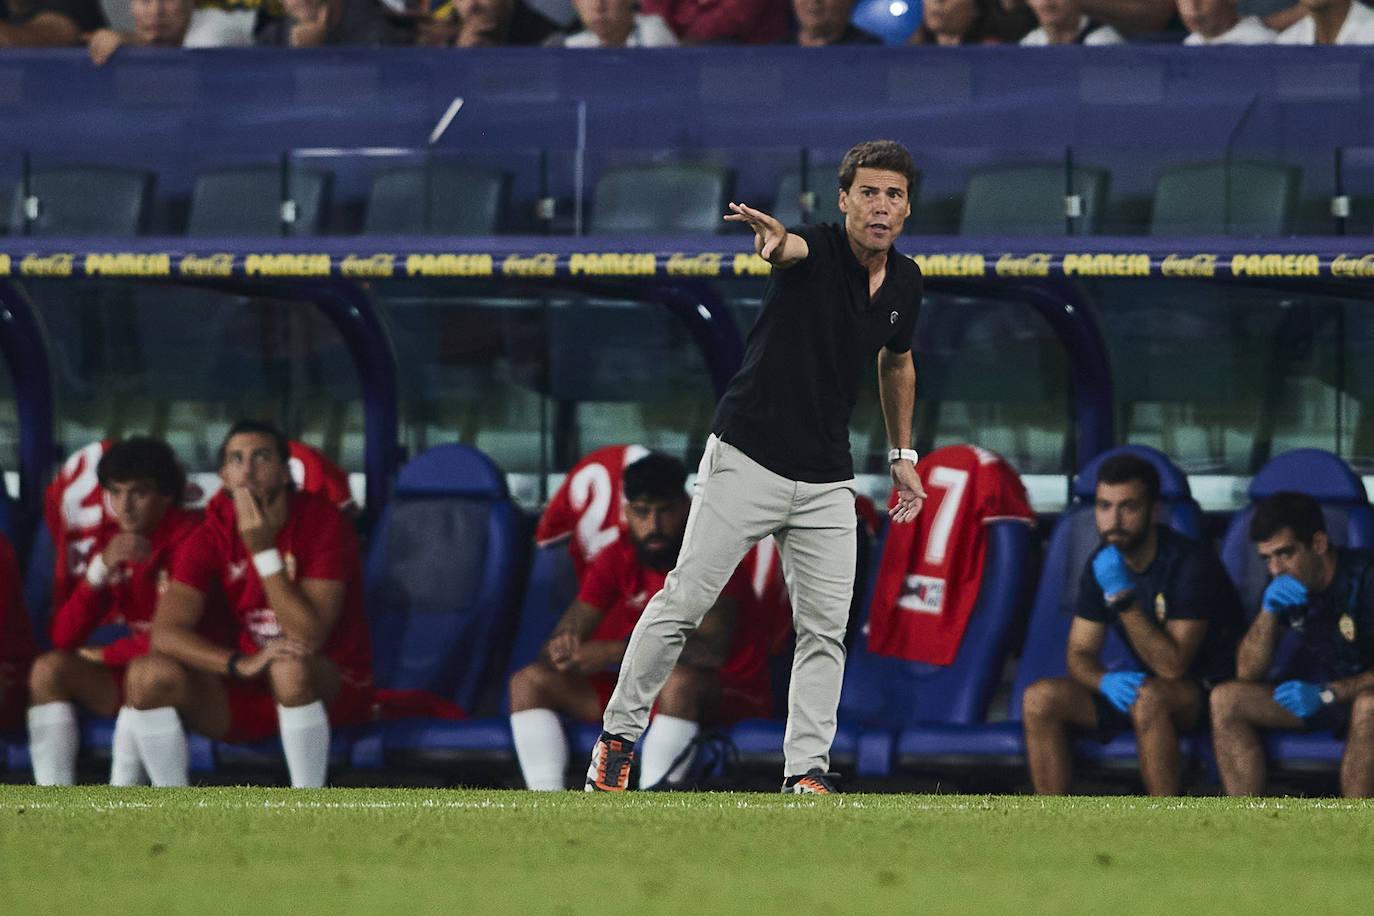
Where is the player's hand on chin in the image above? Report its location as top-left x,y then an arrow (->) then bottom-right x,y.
233,485 -> 288,553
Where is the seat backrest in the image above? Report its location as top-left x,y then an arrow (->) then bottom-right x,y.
186,165 -> 334,237
363,443 -> 524,714
588,163 -> 735,235
1149,160 -> 1301,237
1219,448 -> 1374,616
9,165 -> 154,236
959,163 -> 1109,236
23,520 -> 55,653
1007,444 -> 1203,717
363,164 -> 511,235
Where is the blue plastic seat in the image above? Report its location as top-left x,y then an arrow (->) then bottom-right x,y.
893,445 -> 1207,777
348,443 -> 526,771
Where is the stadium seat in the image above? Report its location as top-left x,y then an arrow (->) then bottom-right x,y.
186,164 -> 334,237
8,164 -> 154,236
362,163 -> 511,236
772,164 -> 843,228
348,443 -> 526,773
1148,160 -> 1301,237
959,163 -> 1110,236
588,163 -> 735,235
1209,448 -> 1374,783
891,445 -> 1207,784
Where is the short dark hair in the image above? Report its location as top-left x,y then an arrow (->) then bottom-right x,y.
217,419 -> 290,469
1249,491 -> 1327,545
1095,453 -> 1161,505
96,437 -> 186,505
838,140 -> 917,195
622,453 -> 687,504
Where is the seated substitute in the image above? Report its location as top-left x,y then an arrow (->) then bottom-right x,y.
122,420 -> 374,788
510,453 -> 770,791
28,437 -> 202,786
1211,491 -> 1374,798
1022,453 -> 1243,796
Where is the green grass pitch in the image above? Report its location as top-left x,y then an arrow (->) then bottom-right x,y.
3,787 -> 1374,915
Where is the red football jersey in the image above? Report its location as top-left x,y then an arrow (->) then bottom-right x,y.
49,505 -> 204,666
171,489 -> 373,684
577,533 -> 768,689
43,441 -> 120,614
287,441 -> 355,514
867,445 -> 1034,665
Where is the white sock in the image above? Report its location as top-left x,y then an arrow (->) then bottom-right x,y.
638,715 -> 700,790
126,706 -> 189,787
277,701 -> 329,788
511,708 -> 569,790
109,706 -> 148,787
28,701 -> 79,786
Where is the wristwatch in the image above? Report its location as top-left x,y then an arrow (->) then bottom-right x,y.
888,448 -> 919,465
1319,683 -> 1336,706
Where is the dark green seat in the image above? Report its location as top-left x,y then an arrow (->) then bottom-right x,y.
588,163 -> 735,235
9,165 -> 155,236
1149,160 -> 1301,237
363,164 -> 510,235
186,164 -> 334,237
959,163 -> 1109,236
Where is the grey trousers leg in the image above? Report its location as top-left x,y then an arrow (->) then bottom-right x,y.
602,435 -> 856,778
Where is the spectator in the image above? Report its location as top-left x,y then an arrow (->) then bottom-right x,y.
510,453 -> 774,791
782,0 -> 882,44
27,438 -> 201,787
908,0 -> 1014,43
548,0 -> 678,45
1021,0 -> 1125,41
87,0 -> 194,66
0,532 -> 36,740
1180,0 -> 1276,41
121,420 -> 374,788
255,0 -> 400,43
1021,453 -> 1244,796
0,0 -> 105,45
639,0 -> 790,43
1274,0 -> 1374,42
183,0 -> 284,46
420,0 -> 558,44
1212,491 -> 1374,797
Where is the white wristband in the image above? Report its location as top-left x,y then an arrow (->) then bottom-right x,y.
888,448 -> 919,465
85,553 -> 109,588
252,548 -> 284,579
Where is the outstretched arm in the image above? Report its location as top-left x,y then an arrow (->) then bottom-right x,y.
723,202 -> 808,267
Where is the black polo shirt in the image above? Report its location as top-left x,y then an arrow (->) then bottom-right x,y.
712,221 -> 922,483
1077,526 -> 1245,687
1275,548 -> 1374,683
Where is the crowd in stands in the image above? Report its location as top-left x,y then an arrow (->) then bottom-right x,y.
0,0 -> 1372,58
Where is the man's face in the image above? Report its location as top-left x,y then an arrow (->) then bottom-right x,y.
793,0 -> 854,33
1257,526 -> 1329,589
624,494 -> 689,571
573,0 -> 636,40
839,166 -> 911,255
104,478 -> 173,536
220,432 -> 290,505
1177,0 -> 1236,36
1094,479 -> 1154,555
130,0 -> 192,44
282,0 -> 328,20
1026,0 -> 1077,29
923,0 -> 979,37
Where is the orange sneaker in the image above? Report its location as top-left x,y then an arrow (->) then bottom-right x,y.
781,768 -> 840,794
585,732 -> 635,792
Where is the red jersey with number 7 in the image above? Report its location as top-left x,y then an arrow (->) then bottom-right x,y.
867,445 -> 1033,665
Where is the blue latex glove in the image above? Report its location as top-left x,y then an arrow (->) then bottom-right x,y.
1273,680 -> 1324,718
1092,546 -> 1134,598
1099,670 -> 1147,713
1262,575 -> 1308,615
